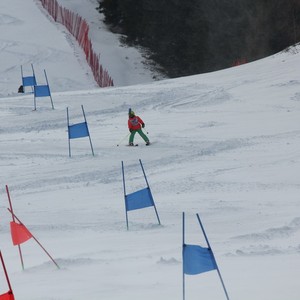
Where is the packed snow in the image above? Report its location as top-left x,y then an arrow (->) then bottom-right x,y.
0,1 -> 300,300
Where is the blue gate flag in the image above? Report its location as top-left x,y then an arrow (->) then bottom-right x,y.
182,212 -> 231,300
68,122 -> 89,139
67,105 -> 94,157
34,85 -> 50,97
125,187 -> 154,211
122,160 -> 161,229
22,76 -> 37,87
33,69 -> 54,110
21,64 -> 37,88
183,244 -> 217,275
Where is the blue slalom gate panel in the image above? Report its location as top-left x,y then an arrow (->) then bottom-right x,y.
34,85 -> 50,97
125,187 -> 154,211
67,106 -> 94,157
22,76 -> 37,87
68,122 -> 89,139
21,64 -> 36,89
183,244 -> 217,275
33,69 -> 54,110
122,160 -> 161,229
182,212 -> 231,300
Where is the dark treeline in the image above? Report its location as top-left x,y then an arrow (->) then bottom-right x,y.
97,0 -> 300,77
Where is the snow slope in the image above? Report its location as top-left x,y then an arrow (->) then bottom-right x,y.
56,0 -> 165,86
0,1 -> 300,300
0,0 -> 164,97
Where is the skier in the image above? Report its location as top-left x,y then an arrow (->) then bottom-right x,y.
128,109 -> 150,146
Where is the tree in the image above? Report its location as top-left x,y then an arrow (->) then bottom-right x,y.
98,0 -> 300,77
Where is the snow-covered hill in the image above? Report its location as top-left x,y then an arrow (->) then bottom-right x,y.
0,0 -> 163,97
0,1 -> 300,300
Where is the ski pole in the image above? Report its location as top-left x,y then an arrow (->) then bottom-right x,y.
142,126 -> 149,135
117,132 -> 130,146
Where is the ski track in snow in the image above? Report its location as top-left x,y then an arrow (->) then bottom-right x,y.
1,81 -> 299,202
225,217 -> 300,257
0,13 -> 22,25
233,217 -> 300,241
